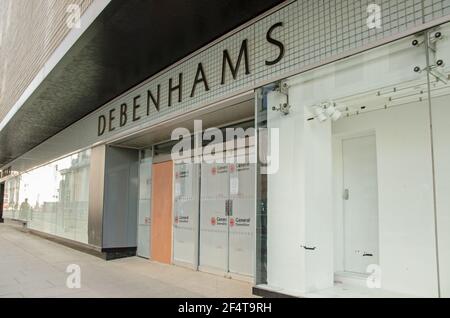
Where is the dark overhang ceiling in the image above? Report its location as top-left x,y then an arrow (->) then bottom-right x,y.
0,0 -> 283,167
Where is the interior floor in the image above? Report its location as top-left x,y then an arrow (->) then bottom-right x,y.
255,283 -> 416,298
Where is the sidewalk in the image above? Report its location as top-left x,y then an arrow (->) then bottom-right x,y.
0,223 -> 255,298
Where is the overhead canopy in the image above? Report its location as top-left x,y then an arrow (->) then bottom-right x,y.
0,0 -> 282,167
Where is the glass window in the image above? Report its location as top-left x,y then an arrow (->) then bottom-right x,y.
3,149 -> 91,244
3,176 -> 20,220
257,28 -> 448,297
428,22 -> 450,298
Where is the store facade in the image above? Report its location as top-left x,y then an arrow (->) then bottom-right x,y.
1,0 -> 450,297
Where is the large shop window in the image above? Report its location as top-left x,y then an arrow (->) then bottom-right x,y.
2,149 -> 91,244
257,22 -> 450,297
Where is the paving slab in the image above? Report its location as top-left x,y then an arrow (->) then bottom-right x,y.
0,224 -> 255,298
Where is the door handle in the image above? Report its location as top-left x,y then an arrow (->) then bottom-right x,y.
343,189 -> 349,200
225,199 -> 233,216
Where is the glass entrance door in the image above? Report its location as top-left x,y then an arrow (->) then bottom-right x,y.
173,162 -> 200,267
228,160 -> 255,277
199,162 -> 230,273
199,154 -> 255,277
137,154 -> 152,259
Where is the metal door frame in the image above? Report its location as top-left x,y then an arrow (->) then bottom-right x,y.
136,147 -> 153,259
0,182 -> 4,223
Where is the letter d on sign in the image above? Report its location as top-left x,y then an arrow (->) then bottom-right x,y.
98,115 -> 106,136
66,264 -> 81,289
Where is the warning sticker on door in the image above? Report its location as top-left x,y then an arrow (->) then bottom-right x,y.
178,215 -> 189,224
211,216 -> 227,226
237,163 -> 250,171
218,216 -> 227,225
234,218 -> 251,227
211,165 -> 228,175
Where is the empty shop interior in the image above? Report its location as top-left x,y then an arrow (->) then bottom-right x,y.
256,23 -> 450,297
1,20 -> 450,299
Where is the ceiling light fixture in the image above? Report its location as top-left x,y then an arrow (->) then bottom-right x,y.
314,106 -> 328,122
310,100 -> 343,122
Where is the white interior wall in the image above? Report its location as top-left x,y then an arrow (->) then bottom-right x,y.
333,102 -> 439,297
266,90 -> 306,293
266,87 -> 333,294
303,114 -> 334,292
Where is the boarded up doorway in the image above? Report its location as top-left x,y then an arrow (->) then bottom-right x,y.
151,160 -> 174,264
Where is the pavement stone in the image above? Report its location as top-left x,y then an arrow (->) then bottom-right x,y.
0,223 -> 255,298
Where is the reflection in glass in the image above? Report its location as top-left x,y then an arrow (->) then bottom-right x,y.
2,149 -> 91,243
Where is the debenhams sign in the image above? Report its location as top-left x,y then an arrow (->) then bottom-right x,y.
97,22 -> 284,136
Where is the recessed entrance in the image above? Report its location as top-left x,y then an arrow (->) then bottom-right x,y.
172,137 -> 256,279
107,93 -> 256,279
199,154 -> 255,278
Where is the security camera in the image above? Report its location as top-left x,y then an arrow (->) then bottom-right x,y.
414,66 -> 421,73
436,59 -> 444,67
412,39 -> 419,46
435,31 -> 442,39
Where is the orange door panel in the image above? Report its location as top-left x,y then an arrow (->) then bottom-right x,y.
150,160 -> 173,264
